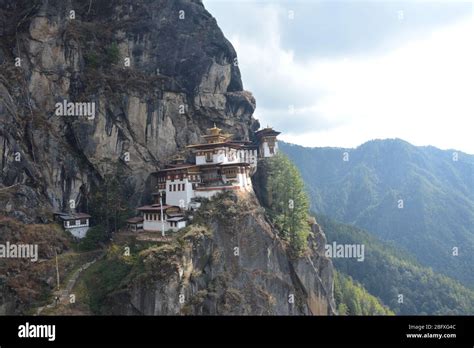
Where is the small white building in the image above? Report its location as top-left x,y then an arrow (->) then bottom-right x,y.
255,127 -> 281,158
54,212 -> 91,239
136,204 -> 187,233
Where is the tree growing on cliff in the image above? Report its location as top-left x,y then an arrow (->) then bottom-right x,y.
89,159 -> 133,236
77,225 -> 107,251
265,153 -> 311,256
106,42 -> 120,65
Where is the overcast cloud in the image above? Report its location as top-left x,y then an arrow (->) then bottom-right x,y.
204,0 -> 474,153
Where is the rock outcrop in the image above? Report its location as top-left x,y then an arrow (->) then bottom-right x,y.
99,193 -> 336,315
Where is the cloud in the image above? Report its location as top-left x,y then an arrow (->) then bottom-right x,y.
205,1 -> 474,153
291,17 -> 474,152
278,1 -> 472,61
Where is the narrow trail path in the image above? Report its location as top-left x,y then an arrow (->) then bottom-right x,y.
35,252 -> 104,315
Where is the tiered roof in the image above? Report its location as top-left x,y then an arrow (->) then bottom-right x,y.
255,126 -> 281,138
201,123 -> 232,144
186,124 -> 256,151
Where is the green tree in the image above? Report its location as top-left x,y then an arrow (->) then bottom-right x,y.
77,225 -> 108,251
334,271 -> 394,315
265,153 -> 311,256
84,51 -> 99,68
89,159 -> 133,237
106,42 -> 120,65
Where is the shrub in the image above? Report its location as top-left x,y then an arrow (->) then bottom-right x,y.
84,51 -> 99,68
106,42 -> 120,65
77,225 -> 108,251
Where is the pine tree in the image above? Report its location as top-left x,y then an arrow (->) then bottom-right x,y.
89,159 -> 133,237
265,153 -> 311,256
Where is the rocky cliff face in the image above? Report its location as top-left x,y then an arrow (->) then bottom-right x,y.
0,0 -> 335,315
100,193 -> 336,315
1,0 -> 258,220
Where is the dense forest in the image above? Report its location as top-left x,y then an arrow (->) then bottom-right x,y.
334,271 -> 393,315
256,151 -> 474,315
320,216 -> 474,315
280,140 -> 474,288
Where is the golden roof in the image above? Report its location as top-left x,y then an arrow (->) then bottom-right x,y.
200,123 -> 233,143
207,123 -> 222,135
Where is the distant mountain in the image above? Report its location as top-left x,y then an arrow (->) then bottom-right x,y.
320,215 -> 474,315
280,139 -> 474,287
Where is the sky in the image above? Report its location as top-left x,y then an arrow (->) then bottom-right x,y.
203,0 -> 474,154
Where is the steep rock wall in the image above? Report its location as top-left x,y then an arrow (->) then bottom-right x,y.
101,193 -> 336,315
0,0 -> 258,220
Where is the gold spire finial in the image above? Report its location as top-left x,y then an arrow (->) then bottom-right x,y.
208,122 -> 221,135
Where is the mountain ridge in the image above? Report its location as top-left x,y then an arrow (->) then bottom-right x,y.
280,139 -> 474,287
284,138 -> 474,156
